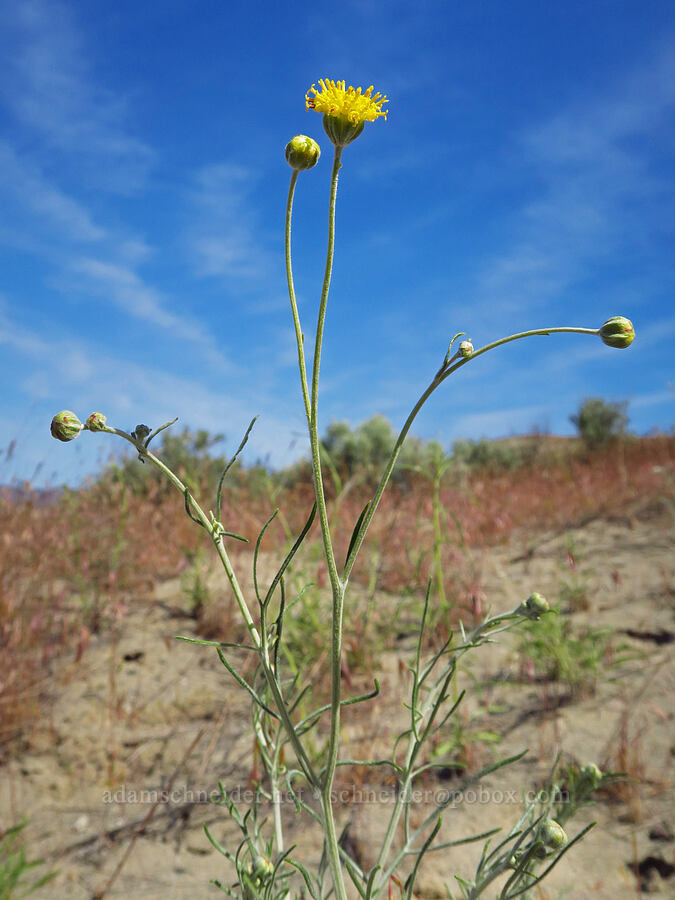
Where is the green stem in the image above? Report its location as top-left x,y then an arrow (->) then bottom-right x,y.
343,325 -> 600,582
308,144 -> 344,600
372,612 -> 521,895
431,468 -> 447,609
271,730 -> 285,854
285,144 -> 347,900
103,428 -> 319,789
285,170 -> 312,424
311,143 -> 348,900
144,445 -> 259,644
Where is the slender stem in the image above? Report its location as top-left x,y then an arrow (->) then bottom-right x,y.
285,144 -> 347,900
285,170 -> 312,424
445,326 -> 599,372
103,428 -> 320,787
314,144 -> 348,900
372,612 -> 521,895
144,445 -> 260,644
308,144 -> 344,599
343,373 -> 442,581
343,325 -> 601,581
271,730 -> 285,853
431,468 -> 447,609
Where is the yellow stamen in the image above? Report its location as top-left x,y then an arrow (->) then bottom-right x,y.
305,78 -> 388,125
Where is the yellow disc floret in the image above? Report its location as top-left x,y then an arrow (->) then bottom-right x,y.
306,79 -> 388,124
306,79 -> 388,147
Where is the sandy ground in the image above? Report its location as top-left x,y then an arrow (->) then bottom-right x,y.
2,500 -> 673,899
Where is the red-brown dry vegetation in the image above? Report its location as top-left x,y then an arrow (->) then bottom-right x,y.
1,434 -> 673,758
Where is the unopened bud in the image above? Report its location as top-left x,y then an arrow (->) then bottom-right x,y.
285,135 -> 321,170
580,762 -> 603,789
251,855 -> 274,880
539,819 -> 567,850
598,316 -> 634,349
458,340 -> 474,358
516,592 -> 549,620
85,411 -> 107,432
50,410 -> 83,442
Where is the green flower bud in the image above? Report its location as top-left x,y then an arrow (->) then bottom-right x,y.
539,819 -> 567,850
580,762 -> 603,789
458,340 -> 474,358
516,592 -> 549,619
85,411 -> 107,432
598,316 -> 634,349
285,134 -> 321,170
251,855 -> 274,880
50,410 -> 83,442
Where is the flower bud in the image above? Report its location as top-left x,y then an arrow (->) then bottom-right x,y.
458,340 -> 474,358
539,819 -> 567,850
251,855 -> 274,880
580,762 -> 603,789
598,316 -> 634,349
516,592 -> 549,619
285,134 -> 321,170
85,411 -> 107,432
50,410 -> 83,442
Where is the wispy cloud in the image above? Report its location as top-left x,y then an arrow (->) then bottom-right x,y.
66,258 -> 235,372
0,4 -> 222,374
0,141 -> 106,245
186,163 -> 271,281
630,388 -> 675,410
1,305 -> 304,479
473,44 -> 675,318
0,0 -> 154,193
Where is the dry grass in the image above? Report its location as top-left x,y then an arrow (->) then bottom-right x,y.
1,435 -> 673,757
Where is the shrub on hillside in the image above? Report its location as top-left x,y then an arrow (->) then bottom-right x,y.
570,397 -> 629,450
450,432 -> 548,471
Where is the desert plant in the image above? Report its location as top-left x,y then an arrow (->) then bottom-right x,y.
570,397 -> 629,450
516,607 -> 618,696
49,79 -> 636,898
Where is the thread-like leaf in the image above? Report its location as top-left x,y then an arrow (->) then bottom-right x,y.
253,509 -> 279,604
217,648 -> 278,719
264,503 -> 317,608
344,499 -> 371,568
183,487 -> 204,528
215,416 -> 258,520
405,816 -> 442,899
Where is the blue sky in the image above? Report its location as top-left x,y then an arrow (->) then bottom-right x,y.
1,0 -> 673,487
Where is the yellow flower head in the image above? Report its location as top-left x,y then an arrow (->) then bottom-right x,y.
306,79 -> 388,147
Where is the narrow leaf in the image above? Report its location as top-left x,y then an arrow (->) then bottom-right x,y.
216,416 -> 258,520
